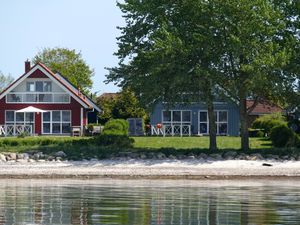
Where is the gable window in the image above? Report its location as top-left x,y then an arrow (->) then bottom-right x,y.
26,82 -> 35,92
26,81 -> 52,92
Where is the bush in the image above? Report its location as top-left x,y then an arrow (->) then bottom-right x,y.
94,134 -> 134,148
256,130 -> 265,138
270,124 -> 298,148
252,113 -> 287,135
102,119 -> 129,136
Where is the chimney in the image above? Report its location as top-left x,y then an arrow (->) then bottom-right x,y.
25,60 -> 31,73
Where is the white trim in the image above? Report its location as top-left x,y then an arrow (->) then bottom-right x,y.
0,65 -> 90,109
6,92 -> 71,104
80,107 -> 83,135
41,110 -> 71,135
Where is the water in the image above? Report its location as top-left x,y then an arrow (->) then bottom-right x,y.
0,179 -> 299,225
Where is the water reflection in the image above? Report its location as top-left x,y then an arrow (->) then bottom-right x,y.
0,179 -> 299,224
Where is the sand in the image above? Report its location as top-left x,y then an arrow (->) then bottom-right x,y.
0,159 -> 300,179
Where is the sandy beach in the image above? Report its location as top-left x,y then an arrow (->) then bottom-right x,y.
0,159 -> 300,179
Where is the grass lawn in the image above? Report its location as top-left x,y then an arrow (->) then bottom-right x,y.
133,136 -> 272,150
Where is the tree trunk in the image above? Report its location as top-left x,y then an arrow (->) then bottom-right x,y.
239,95 -> 249,151
207,88 -> 217,151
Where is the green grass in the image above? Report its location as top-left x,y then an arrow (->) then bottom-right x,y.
0,135 -> 282,160
133,136 -> 272,150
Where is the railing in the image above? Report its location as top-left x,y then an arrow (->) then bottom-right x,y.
151,124 -> 191,137
6,92 -> 70,103
0,125 -> 33,136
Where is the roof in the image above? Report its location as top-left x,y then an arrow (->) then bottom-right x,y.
0,62 -> 100,112
247,100 -> 283,115
98,93 -> 119,100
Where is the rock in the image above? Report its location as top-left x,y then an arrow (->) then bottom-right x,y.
7,153 -> 16,161
235,153 -> 248,160
209,154 -> 223,160
168,154 -> 177,160
28,159 -> 36,163
281,155 -> 290,160
198,153 -> 208,160
54,151 -> 67,158
56,157 -> 63,162
47,156 -> 55,161
23,153 -> 30,160
223,151 -> 238,158
157,153 -> 166,160
176,154 -> 186,160
266,154 -> 280,160
187,155 -> 195,160
127,152 -> 138,159
262,163 -> 273,167
247,153 -> 264,161
37,159 -> 46,162
139,153 -> 147,159
0,154 -> 6,162
33,152 -> 44,160
17,153 -> 24,159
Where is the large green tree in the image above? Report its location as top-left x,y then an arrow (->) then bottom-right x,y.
33,47 -> 94,94
107,0 -> 296,151
207,0 -> 294,150
96,89 -> 148,124
107,0 -> 222,150
0,71 -> 14,92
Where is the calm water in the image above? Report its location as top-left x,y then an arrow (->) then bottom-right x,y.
0,179 -> 299,224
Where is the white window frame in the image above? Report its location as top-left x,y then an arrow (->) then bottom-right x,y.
198,110 -> 228,135
26,81 -> 52,92
5,110 -> 35,132
162,110 -> 192,125
6,92 -> 70,104
42,110 -> 72,134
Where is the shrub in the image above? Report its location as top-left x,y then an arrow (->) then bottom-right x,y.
252,113 -> 287,135
256,130 -> 265,138
94,134 -> 134,148
102,119 -> 129,136
270,124 -> 297,148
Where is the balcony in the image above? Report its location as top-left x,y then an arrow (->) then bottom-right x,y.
6,92 -> 70,103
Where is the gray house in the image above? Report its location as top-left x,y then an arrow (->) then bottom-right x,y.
150,102 -> 240,136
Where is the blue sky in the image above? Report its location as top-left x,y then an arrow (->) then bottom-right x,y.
0,0 -> 125,94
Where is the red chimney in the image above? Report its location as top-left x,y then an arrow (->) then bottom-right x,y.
25,60 -> 31,73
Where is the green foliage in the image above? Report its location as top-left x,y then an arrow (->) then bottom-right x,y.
32,47 -> 94,94
252,113 -> 287,135
94,134 -> 134,148
270,124 -> 298,148
256,130 -> 265,138
97,89 -> 148,124
0,71 -> 14,92
102,119 -> 129,136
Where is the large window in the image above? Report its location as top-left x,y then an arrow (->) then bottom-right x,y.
199,111 -> 228,135
42,111 -> 71,134
26,81 -> 52,92
162,110 -> 191,125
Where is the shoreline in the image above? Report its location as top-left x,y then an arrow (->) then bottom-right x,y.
0,159 -> 300,179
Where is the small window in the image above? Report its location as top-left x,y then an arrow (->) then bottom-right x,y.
35,81 -> 43,92
26,82 -> 35,92
43,82 -> 52,92
52,111 -> 61,122
43,112 -> 50,122
163,111 -> 171,122
182,111 -> 191,122
6,111 -> 14,122
172,111 -> 181,122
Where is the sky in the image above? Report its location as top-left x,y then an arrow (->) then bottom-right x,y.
0,0 -> 125,94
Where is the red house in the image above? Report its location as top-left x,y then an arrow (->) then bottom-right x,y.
0,61 -> 100,136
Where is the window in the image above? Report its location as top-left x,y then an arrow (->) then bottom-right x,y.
42,111 -> 71,134
198,111 -> 228,135
26,81 -> 52,92
162,110 -> 191,125
5,110 -> 34,128
26,82 -> 35,92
